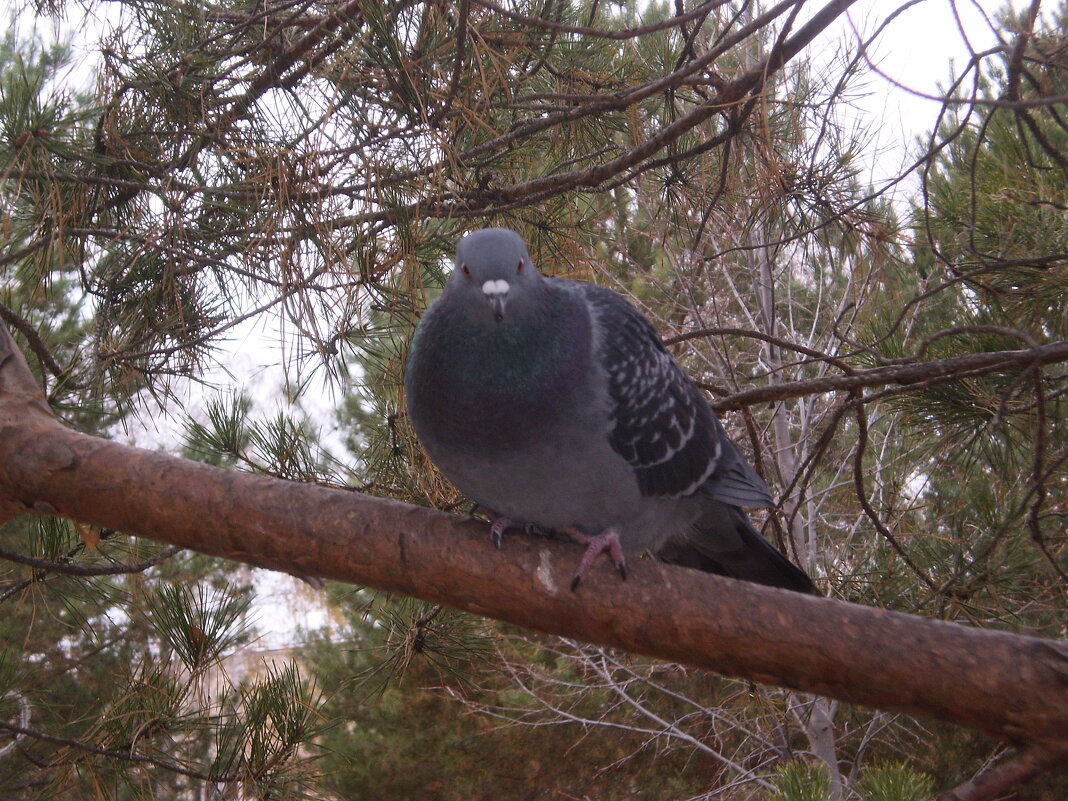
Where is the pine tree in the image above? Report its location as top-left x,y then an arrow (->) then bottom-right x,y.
1,1 -> 1066,799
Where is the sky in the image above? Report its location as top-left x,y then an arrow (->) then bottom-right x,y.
831,0 -> 1010,183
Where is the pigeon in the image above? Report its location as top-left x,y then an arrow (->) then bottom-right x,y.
404,228 -> 815,594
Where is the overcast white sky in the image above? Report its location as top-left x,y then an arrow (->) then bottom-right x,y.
834,0 -> 1014,182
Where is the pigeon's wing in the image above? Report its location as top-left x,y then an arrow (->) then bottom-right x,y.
709,433 -> 775,508
574,282 -> 725,498
657,501 -> 814,592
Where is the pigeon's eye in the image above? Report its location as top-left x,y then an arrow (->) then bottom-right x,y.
461,263 -> 472,279
516,260 -> 524,274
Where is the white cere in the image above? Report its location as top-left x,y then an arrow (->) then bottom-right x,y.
482,279 -> 510,296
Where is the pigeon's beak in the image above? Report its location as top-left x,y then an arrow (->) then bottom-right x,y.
489,295 -> 506,322
482,279 -> 509,323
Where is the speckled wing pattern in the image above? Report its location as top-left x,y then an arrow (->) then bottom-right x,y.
576,282 -> 722,498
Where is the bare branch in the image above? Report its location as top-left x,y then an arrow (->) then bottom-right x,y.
937,746 -> 1067,801
0,543 -> 181,577
0,720 -> 236,783
0,301 -> 66,382
852,395 -> 936,591
710,340 -> 1068,411
470,0 -> 731,41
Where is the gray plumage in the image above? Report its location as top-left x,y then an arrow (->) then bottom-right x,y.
405,228 -> 814,593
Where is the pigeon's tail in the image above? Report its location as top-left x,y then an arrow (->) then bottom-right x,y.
657,501 -> 817,594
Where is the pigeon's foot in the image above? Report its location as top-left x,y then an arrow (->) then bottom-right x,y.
473,505 -> 524,549
562,527 -> 626,591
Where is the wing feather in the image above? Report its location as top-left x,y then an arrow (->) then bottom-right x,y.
578,283 -> 721,498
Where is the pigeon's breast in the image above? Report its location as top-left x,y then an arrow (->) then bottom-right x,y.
405,288 -> 692,542
410,302 -> 595,454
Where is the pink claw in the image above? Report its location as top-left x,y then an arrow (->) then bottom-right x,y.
561,527 -> 627,590
474,506 -> 522,548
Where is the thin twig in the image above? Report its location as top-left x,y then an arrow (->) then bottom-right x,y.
0,720 -> 237,783
0,544 -> 182,577
852,393 -> 937,592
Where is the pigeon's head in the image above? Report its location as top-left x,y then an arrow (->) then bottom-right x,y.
451,228 -> 542,324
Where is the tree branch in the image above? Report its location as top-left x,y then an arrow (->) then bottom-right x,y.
709,339 -> 1068,410
0,720 -> 235,783
0,321 -> 1066,790
0,301 -> 66,381
0,543 -> 181,577
470,0 -> 729,41
937,745 -> 1066,801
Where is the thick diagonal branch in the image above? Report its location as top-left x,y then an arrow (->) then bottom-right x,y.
0,322 -> 1066,794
